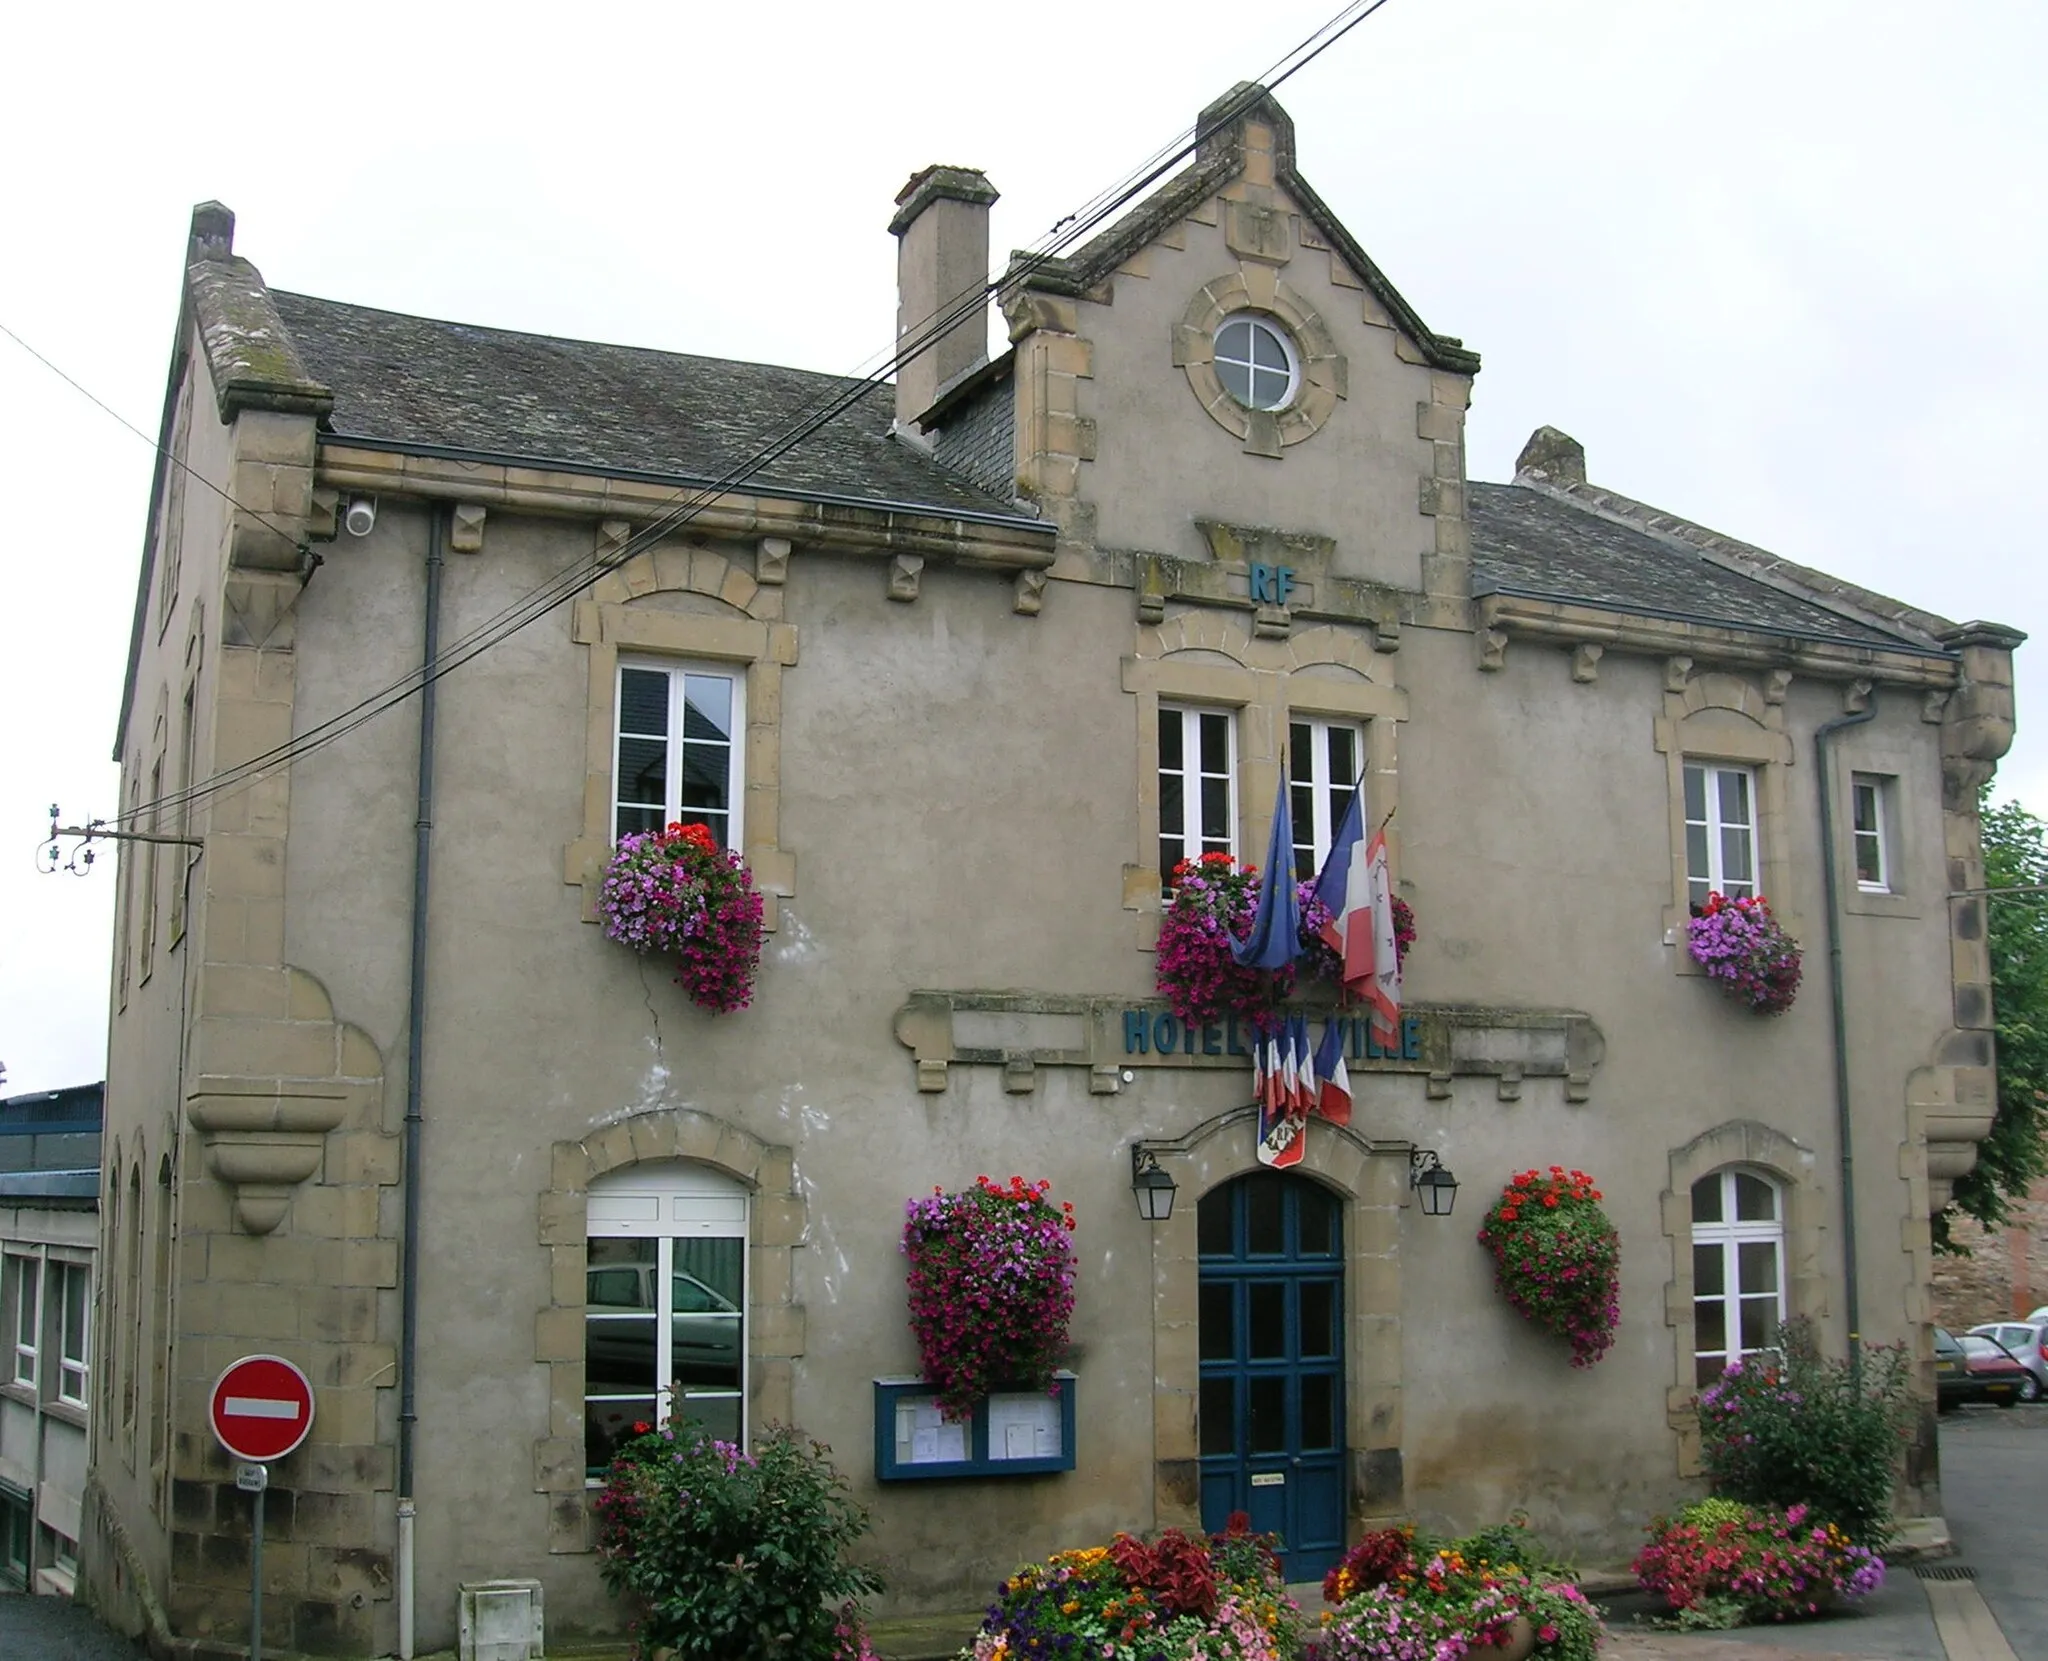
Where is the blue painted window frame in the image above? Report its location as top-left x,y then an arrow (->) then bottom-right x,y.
872,1373 -> 1077,1481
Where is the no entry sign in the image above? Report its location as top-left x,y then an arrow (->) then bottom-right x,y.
209,1355 -> 315,1463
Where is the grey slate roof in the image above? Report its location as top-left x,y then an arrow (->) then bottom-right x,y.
1467,482 -> 1937,653
268,292 -> 1036,524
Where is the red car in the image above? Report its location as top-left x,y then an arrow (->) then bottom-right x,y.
1967,1322 -> 2047,1402
1936,1328 -> 2028,1409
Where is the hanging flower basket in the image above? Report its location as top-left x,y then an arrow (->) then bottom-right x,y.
1686,892 -> 1802,1015
901,1176 -> 1076,1421
598,821 -> 765,1014
1477,1167 -> 1620,1367
1155,853 -> 1293,1031
1157,852 -> 1417,1030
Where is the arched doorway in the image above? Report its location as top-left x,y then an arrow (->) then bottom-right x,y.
1197,1171 -> 1346,1581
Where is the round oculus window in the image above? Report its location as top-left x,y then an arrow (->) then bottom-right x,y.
1213,315 -> 1298,411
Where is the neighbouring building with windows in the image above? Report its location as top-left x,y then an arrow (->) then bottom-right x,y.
86,86 -> 2022,1656
1,1082 -> 102,1594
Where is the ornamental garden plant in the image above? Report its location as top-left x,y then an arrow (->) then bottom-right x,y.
599,820 -> 766,1014
1476,1168 -> 1620,1367
1157,851 -> 1416,1031
1633,1499 -> 1885,1627
1692,1319 -> 1914,1546
1685,892 -> 1802,1015
1317,1519 -> 1601,1661
594,1419 -> 882,1661
967,1516 -> 1302,1661
901,1175 -> 1077,1420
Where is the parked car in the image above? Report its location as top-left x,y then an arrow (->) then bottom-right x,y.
1967,1321 -> 2046,1401
2027,1306 -> 2048,1324
1936,1327 -> 2027,1409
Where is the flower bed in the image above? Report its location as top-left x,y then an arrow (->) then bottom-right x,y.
1685,892 -> 1801,1015
902,1176 -> 1076,1421
599,820 -> 766,1013
1633,1499 -> 1884,1627
1476,1168 -> 1620,1367
1316,1521 -> 1600,1661
967,1516 -> 1301,1661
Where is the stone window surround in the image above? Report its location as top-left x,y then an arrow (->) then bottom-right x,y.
1660,1120 -> 1825,1475
1173,270 -> 1346,458
534,1109 -> 806,1555
1827,731 -> 1922,921
1653,671 -> 1801,970
1144,1107 -> 1411,1538
564,542 -> 797,927
1123,614 -> 1407,944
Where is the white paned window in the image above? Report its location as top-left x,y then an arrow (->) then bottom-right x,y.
1289,718 -> 1365,883
1692,1168 -> 1786,1386
585,1163 -> 747,1477
1159,706 -> 1237,883
1852,775 -> 1890,893
55,1263 -> 90,1408
613,661 -> 745,849
4,1256 -> 38,1389
1213,315 -> 1299,411
1683,761 -> 1758,908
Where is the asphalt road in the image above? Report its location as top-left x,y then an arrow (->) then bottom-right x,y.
0,1588 -> 146,1661
1942,1400 -> 2048,1661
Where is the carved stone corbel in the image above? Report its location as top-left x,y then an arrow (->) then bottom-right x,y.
888,553 -> 924,603
450,503 -> 487,554
756,536 -> 792,586
1476,628 -> 1508,672
1013,568 -> 1049,616
1765,668 -> 1793,705
185,1081 -> 354,1234
1664,655 -> 1693,693
1569,643 -> 1603,684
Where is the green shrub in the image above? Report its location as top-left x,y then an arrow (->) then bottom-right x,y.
1694,1318 -> 1914,1545
595,1420 -> 882,1660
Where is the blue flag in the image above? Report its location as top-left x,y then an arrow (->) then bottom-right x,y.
1230,766 -> 1302,970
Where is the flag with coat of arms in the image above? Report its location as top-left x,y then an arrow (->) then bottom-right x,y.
1313,786 -> 1402,1051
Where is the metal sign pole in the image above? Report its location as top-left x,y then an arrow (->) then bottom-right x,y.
239,1461 -> 269,1661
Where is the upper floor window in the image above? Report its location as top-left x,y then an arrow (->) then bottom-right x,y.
1212,315 -> 1299,412
1159,706 -> 1237,880
54,1263 -> 89,1408
1851,775 -> 1891,893
614,661 -> 744,849
1691,1167 -> 1784,1386
4,1256 -> 37,1389
585,1163 -> 747,1477
1684,761 -> 1757,909
1289,719 -> 1365,882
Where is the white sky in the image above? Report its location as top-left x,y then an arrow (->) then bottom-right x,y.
2,0 -> 2043,1096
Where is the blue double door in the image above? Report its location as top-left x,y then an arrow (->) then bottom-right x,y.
1197,1172 -> 1347,1583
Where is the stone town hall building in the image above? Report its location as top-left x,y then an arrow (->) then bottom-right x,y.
84,86 -> 2019,1656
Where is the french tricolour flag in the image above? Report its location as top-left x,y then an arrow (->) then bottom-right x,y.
1312,1016 -> 1352,1127
1313,789 -> 1402,1052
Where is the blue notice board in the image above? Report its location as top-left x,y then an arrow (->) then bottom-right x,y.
872,1373 -> 1077,1481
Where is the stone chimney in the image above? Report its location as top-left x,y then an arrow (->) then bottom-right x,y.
890,165 -> 998,436
188,200 -> 235,264
1514,425 -> 1586,487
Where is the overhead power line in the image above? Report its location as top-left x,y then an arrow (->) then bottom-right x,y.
43,0 -> 1399,837
0,319 -> 311,559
